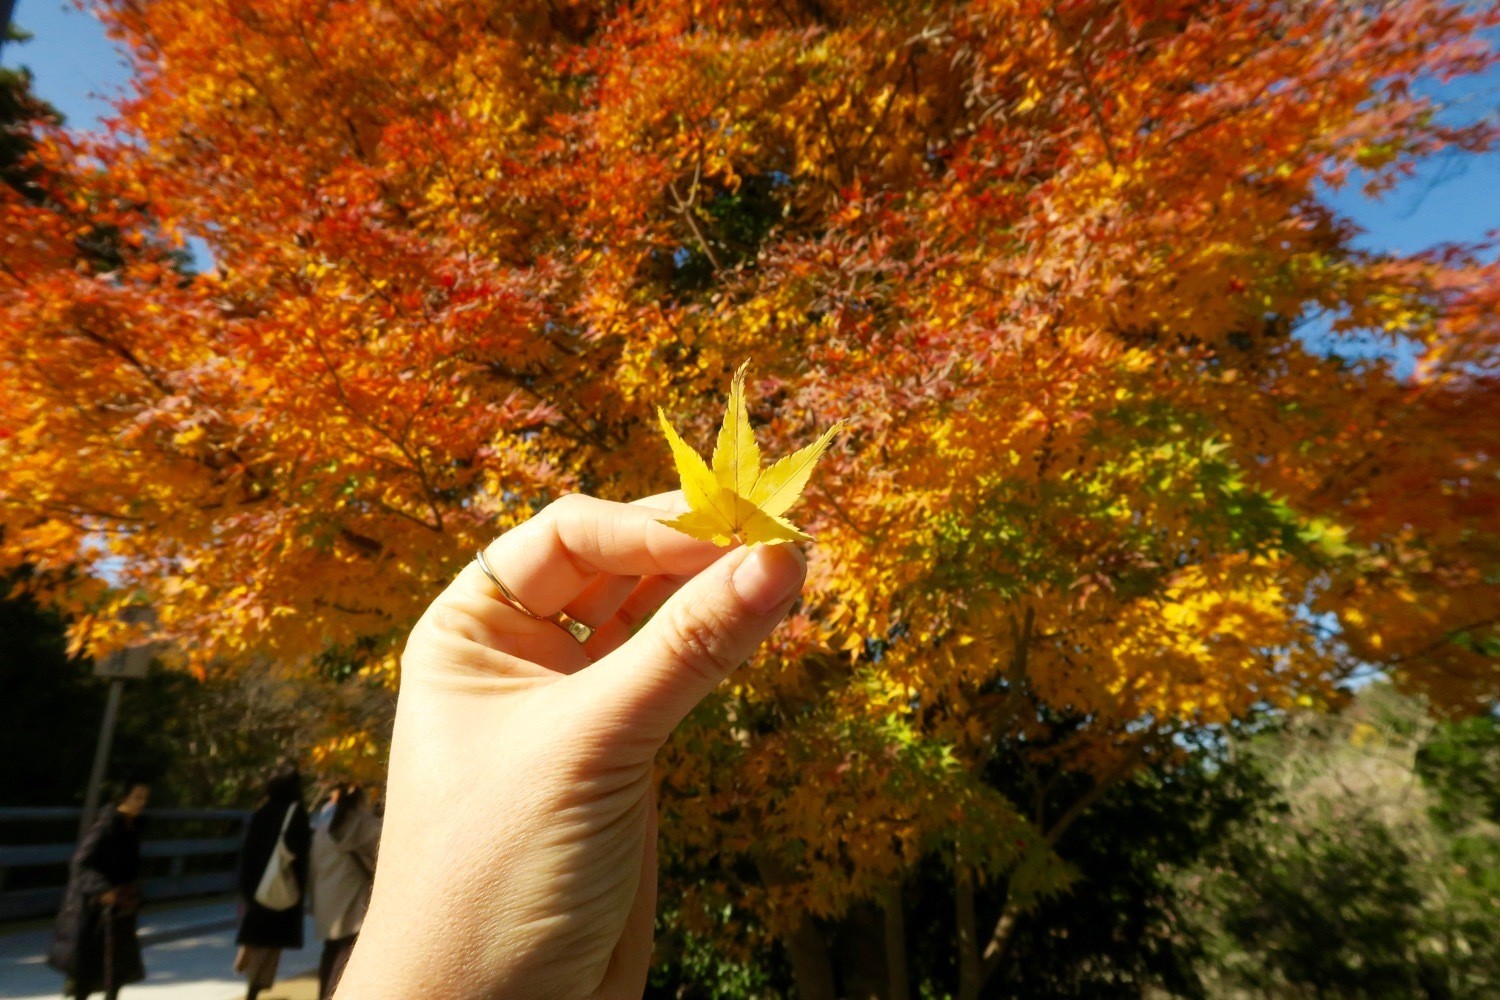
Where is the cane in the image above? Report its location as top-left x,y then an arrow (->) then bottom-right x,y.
102,898 -> 116,996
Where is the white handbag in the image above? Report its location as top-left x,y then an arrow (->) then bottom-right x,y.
253,805 -> 300,911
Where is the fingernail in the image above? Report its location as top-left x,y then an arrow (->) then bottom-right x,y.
731,544 -> 805,614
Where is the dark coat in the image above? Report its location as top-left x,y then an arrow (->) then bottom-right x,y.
235,798 -> 311,949
47,808 -> 147,993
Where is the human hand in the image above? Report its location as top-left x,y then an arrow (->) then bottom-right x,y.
337,493 -> 807,1000
99,888 -> 118,908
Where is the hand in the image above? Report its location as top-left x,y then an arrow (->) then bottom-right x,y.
337,493 -> 806,1000
99,888 -> 118,908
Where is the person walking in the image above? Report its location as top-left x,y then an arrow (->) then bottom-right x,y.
234,763 -> 310,1000
47,778 -> 151,1000
308,783 -> 380,999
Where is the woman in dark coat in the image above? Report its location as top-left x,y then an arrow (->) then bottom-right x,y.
234,764 -> 310,1000
48,780 -> 151,999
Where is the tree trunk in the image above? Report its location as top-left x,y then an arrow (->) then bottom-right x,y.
781,911 -> 838,1000
955,865 -> 983,1000
980,903 -> 1019,987
882,883 -> 911,1000
956,864 -> 1022,1000
836,903 -> 889,999
753,853 -> 838,1000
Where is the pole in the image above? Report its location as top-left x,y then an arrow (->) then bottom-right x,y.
80,679 -> 125,841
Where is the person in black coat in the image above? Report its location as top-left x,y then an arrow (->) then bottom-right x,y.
48,779 -> 151,999
234,763 -> 310,1000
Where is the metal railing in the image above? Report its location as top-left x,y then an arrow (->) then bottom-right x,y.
0,806 -> 250,921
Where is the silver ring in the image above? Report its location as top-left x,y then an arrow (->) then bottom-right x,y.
474,549 -> 595,644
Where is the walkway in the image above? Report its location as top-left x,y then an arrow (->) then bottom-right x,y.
0,897 -> 318,999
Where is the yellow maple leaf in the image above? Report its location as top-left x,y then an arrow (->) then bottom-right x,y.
657,363 -> 843,546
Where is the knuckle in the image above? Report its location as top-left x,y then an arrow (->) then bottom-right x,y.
424,599 -> 490,646
662,606 -> 743,688
545,492 -> 588,520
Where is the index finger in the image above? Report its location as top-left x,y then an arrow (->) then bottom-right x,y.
474,493 -> 725,617
630,490 -> 687,514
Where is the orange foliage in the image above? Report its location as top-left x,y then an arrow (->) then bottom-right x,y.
2,0 -> 1496,984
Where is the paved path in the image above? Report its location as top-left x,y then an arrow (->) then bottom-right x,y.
0,898 -> 318,999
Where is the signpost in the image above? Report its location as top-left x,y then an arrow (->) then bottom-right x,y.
79,608 -> 158,841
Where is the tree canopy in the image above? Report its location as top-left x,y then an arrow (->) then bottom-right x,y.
2,2 -> 1496,995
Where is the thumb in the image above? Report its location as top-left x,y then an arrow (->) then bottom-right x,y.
589,543 -> 806,740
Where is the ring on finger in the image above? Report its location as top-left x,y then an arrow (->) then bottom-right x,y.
474,549 -> 595,644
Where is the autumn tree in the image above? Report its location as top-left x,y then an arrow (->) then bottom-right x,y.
2,2 -> 1497,996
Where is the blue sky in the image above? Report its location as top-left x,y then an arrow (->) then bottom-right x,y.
3,1 -> 126,133
4,1 -> 1497,265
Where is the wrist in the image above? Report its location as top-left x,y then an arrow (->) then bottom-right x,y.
339,897 -> 534,1000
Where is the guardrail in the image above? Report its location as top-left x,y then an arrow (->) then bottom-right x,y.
0,806 -> 250,921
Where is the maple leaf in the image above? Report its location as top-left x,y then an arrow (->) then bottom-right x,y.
657,363 -> 842,546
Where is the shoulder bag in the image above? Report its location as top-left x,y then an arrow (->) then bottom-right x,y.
253,805 -> 300,910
